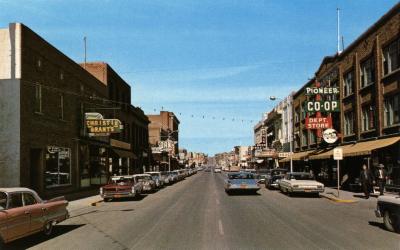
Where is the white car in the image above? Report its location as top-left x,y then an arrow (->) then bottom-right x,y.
279,172 -> 324,196
214,168 -> 222,173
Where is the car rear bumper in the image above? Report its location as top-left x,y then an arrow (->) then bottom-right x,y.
226,185 -> 260,191
291,188 -> 324,193
101,192 -> 135,199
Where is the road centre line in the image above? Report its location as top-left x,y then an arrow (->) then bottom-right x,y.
218,219 -> 224,236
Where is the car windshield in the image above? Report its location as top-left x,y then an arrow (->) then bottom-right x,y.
290,174 -> 313,180
229,173 -> 254,179
137,176 -> 151,181
110,177 -> 133,185
0,192 -> 6,210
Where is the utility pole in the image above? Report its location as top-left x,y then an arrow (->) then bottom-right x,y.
83,36 -> 87,69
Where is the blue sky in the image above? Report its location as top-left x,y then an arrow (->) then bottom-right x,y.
1,0 -> 398,155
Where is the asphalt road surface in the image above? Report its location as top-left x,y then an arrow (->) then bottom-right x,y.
6,171 -> 400,250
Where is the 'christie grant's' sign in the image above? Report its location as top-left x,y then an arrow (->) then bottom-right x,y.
85,112 -> 122,137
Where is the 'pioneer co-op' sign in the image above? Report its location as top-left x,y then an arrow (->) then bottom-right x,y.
305,87 -> 340,112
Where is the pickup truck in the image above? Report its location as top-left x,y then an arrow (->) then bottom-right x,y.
375,195 -> 400,233
0,187 -> 69,244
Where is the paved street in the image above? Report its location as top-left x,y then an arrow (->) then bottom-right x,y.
6,171 -> 400,250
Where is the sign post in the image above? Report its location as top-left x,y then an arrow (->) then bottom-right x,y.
333,147 -> 343,198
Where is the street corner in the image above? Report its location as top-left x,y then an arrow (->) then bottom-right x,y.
320,193 -> 358,204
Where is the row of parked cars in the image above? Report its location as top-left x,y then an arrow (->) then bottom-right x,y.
0,168 -> 199,245
100,168 -> 198,202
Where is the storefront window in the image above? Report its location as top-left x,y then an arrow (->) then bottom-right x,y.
79,145 -> 108,187
45,146 -> 71,188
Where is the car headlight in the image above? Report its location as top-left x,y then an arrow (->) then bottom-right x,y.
100,187 -> 103,195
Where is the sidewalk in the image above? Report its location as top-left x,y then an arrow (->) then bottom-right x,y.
67,194 -> 103,212
320,187 -> 398,203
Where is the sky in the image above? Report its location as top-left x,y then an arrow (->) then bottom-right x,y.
1,0 -> 398,155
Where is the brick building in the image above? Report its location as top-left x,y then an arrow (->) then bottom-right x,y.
283,3 -> 400,190
0,23 -> 149,197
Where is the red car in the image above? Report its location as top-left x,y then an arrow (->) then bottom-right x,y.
0,187 -> 69,244
100,175 -> 143,201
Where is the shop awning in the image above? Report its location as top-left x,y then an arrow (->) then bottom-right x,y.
112,149 -> 138,159
343,136 -> 400,157
309,136 -> 400,160
280,150 -> 315,162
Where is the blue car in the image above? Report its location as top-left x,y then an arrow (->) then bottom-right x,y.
224,172 -> 260,194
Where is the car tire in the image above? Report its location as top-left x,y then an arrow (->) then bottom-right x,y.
104,198 -> 111,202
383,211 -> 397,232
43,221 -> 53,236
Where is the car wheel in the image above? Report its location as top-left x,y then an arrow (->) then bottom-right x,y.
43,221 -> 53,236
383,211 -> 397,232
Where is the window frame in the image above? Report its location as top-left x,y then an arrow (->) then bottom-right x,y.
360,57 -> 375,88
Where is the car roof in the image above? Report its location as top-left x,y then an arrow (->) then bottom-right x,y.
133,174 -> 151,177
0,187 -> 34,193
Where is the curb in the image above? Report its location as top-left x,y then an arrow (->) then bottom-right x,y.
320,193 -> 358,203
90,199 -> 103,206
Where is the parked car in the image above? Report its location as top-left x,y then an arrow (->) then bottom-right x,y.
214,168 -> 222,173
265,168 -> 288,189
100,175 -> 142,201
375,194 -> 400,233
279,172 -> 324,196
133,174 -> 156,193
0,188 -> 69,244
224,172 -> 260,194
161,171 -> 171,185
168,171 -> 179,183
145,172 -> 164,188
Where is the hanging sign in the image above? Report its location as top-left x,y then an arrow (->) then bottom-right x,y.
85,113 -> 122,137
305,101 -> 340,112
305,87 -> 340,95
305,117 -> 332,129
323,128 -> 339,144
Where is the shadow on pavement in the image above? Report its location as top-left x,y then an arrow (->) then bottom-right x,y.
368,221 -> 387,231
104,194 -> 148,203
4,224 -> 85,250
226,190 -> 261,196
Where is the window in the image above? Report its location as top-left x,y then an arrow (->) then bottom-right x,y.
384,94 -> 400,127
23,193 -> 37,206
59,94 -> 64,120
383,38 -> 400,75
35,84 -> 42,113
360,57 -> 375,88
343,71 -> 354,96
45,147 -> 71,188
294,109 -> 300,123
8,193 -> 23,209
309,130 -> 317,144
0,192 -> 7,210
361,105 -> 375,131
344,112 -> 354,136
301,130 -> 308,146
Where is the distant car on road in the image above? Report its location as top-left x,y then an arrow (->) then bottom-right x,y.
224,172 -> 260,194
375,195 -> 400,233
265,168 -> 288,189
279,172 -> 324,196
214,168 -> 222,173
0,188 -> 69,244
100,175 -> 143,201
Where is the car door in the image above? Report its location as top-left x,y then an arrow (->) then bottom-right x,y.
6,192 -> 31,241
23,192 -> 43,232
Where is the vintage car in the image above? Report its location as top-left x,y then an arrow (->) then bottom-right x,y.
224,172 -> 260,194
279,172 -> 324,196
265,168 -> 288,189
100,175 -> 143,201
133,174 -> 156,192
214,168 -> 222,173
375,195 -> 400,233
0,188 -> 69,244
161,171 -> 171,185
145,172 -> 164,188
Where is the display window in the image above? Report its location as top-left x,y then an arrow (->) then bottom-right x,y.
45,146 -> 71,188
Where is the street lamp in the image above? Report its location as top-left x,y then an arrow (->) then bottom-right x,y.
269,95 -> 293,173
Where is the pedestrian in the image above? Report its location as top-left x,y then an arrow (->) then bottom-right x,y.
359,164 -> 373,199
376,164 -> 387,195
